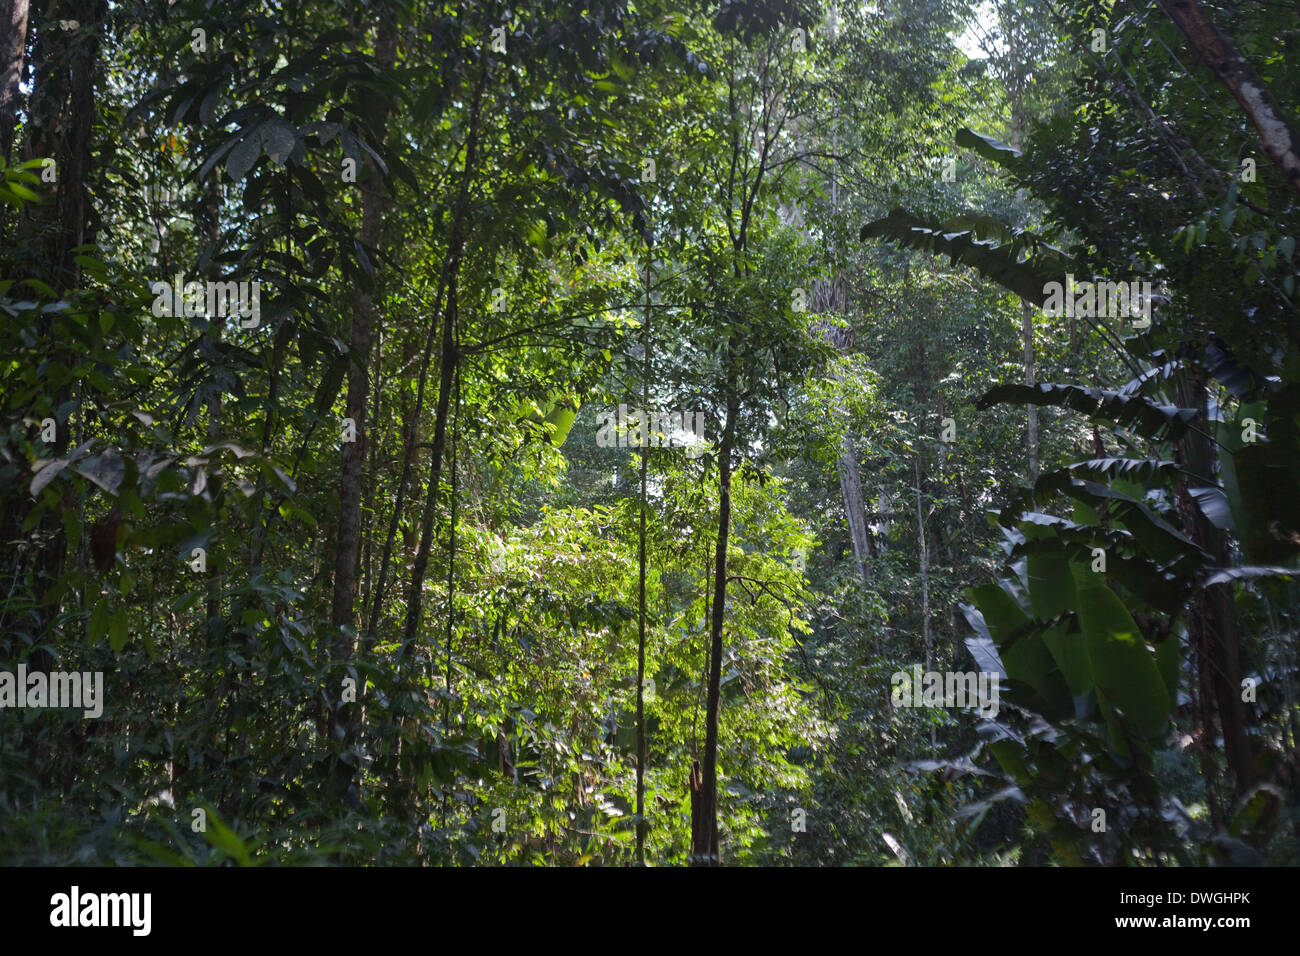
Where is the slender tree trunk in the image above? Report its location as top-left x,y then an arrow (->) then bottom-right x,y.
402,278 -> 460,653
838,438 -> 872,576
203,179 -> 223,640
819,90 -> 871,582
360,322 -> 383,631
1175,366 -> 1256,800
442,367 -> 460,730
401,65 -> 488,654
635,257 -> 652,864
365,269 -> 447,644
693,386 -> 736,866
816,316 -> 870,575
1022,299 -> 1039,482
21,0 -> 102,644
998,9 -> 1040,486
636,403 -> 649,864
914,457 -> 934,748
328,17 -> 395,797
1157,0 -> 1300,195
0,0 -> 28,163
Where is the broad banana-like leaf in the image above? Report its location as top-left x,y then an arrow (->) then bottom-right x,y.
860,208 -> 1067,305
962,619 -> 1007,680
963,584 -> 1072,718
1118,358 -> 1180,397
1203,338 -> 1263,398
1215,399 -> 1300,563
977,382 -> 1197,441
1059,457 -> 1183,485
1009,531 -> 1188,615
1071,564 -> 1172,748
939,213 -> 1018,244
967,632 -> 1003,686
1038,476 -> 1206,567
1188,486 -> 1234,531
1013,510 -> 1132,547
956,127 -> 1023,170
1025,545 -> 1077,621
964,583 -> 1030,647
953,786 -> 1026,823
1201,565 -> 1298,586
1018,526 -> 1095,699
1216,417 -> 1254,555
1040,620 -> 1095,716
544,404 -> 578,446
1155,631 -> 1181,704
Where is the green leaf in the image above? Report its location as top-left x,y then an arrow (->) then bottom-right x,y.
544,405 -> 578,446
860,208 -> 1067,305
1061,457 -> 1182,484
1071,566 -> 1171,746
1045,478 -> 1204,566
1155,633 -> 1180,703
955,127 -> 1023,168
980,383 -> 1197,441
1009,526 -> 1187,615
109,606 -> 129,652
226,131 -> 262,182
73,448 -> 126,495
1188,486 -> 1233,531
89,598 -> 111,645
74,254 -> 109,281
198,135 -> 240,182
1026,549 -> 1076,620
201,807 -> 255,866
261,121 -> 297,165
31,459 -> 70,496
1201,565 -> 1298,586
963,584 -> 1071,716
7,180 -> 40,201
1041,619 -> 1093,703
961,616 -> 1005,677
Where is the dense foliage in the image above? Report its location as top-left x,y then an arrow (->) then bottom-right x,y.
1,0 -> 1297,866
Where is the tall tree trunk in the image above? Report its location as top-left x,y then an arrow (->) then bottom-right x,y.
22,3 -> 100,288
635,257 -> 651,864
401,274 -> 460,653
202,177 -> 224,643
21,1 -> 103,644
838,437 -> 872,575
0,0 -> 28,162
1022,299 -> 1039,482
1157,0 -> 1300,196
328,16 -> 395,798
400,65 -> 488,654
816,298 -> 872,577
1175,365 -> 1256,801
818,86 -> 872,582
441,367 -> 460,732
693,385 -> 736,866
914,457 -> 934,748
636,395 -> 649,865
365,280 -> 444,643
